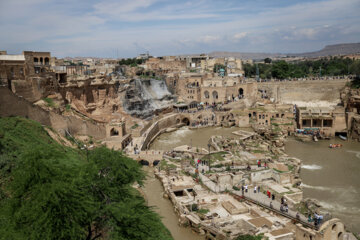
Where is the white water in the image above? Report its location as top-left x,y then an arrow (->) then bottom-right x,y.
302,164 -> 322,170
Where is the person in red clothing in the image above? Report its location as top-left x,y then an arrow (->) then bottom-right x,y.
267,191 -> 271,198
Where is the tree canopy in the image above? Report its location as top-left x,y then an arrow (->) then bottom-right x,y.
0,117 -> 172,240
244,57 -> 358,79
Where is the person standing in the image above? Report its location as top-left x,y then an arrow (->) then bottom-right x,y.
245,185 -> 248,193
254,186 -> 257,193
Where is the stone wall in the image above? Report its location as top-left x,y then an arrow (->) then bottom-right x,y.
257,79 -> 348,105
0,87 -> 106,140
141,113 -> 180,150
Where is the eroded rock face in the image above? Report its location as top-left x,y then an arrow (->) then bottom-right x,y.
123,78 -> 175,119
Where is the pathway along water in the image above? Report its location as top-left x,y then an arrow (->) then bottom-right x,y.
147,126 -> 360,235
285,138 -> 360,233
142,167 -> 203,240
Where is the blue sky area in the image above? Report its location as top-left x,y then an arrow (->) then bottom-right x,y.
0,0 -> 359,58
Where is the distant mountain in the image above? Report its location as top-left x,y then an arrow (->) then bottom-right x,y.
207,42 -> 360,60
208,51 -> 285,60
294,43 -> 360,58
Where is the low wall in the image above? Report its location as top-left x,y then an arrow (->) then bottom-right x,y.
0,87 -> 106,140
141,113 -> 181,150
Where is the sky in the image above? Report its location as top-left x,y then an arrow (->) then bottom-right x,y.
0,0 -> 359,58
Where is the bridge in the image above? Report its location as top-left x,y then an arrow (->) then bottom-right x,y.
127,150 -> 164,166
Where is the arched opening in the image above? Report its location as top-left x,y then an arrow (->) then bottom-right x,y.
338,232 -> 343,239
212,91 -> 218,99
204,91 -> 209,99
110,128 -> 119,136
182,118 -> 190,126
139,160 -> 149,166
40,57 -> 43,64
34,57 -> 39,63
248,113 -> 252,118
153,160 -> 160,166
332,224 -> 337,230
239,88 -> 244,98
44,57 -> 49,65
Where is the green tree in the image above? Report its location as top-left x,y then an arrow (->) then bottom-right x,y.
0,117 -> 173,240
264,57 -> 272,64
272,60 -> 289,79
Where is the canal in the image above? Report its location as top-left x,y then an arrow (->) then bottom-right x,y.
142,167 -> 203,240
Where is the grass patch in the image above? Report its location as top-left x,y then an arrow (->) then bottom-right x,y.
196,208 -> 209,214
43,98 -> 55,107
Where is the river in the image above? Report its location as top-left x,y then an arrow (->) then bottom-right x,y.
284,138 -> 360,233
146,126 -> 360,235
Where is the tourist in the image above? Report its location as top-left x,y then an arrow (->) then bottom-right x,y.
281,197 -> 284,204
241,185 -> 244,195
264,162 -> 267,169
280,204 -> 284,212
285,205 -> 288,213
245,185 -> 248,193
257,160 -> 261,168
267,190 -> 270,198
272,194 -> 275,200
270,202 -> 273,209
254,186 -> 257,193
257,186 -> 260,193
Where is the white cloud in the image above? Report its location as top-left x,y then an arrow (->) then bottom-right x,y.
0,0 -> 359,57
233,32 -> 247,40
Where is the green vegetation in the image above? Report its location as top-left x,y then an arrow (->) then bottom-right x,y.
202,151 -> 228,163
244,57 -> 360,79
0,117 -> 172,240
43,97 -> 55,107
287,164 -> 295,172
196,208 -> 209,214
118,58 -> 145,66
65,104 -> 71,111
159,160 -> 177,171
131,123 -> 139,129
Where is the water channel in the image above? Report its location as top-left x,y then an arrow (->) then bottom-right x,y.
145,126 -> 360,237
142,167 -> 203,240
